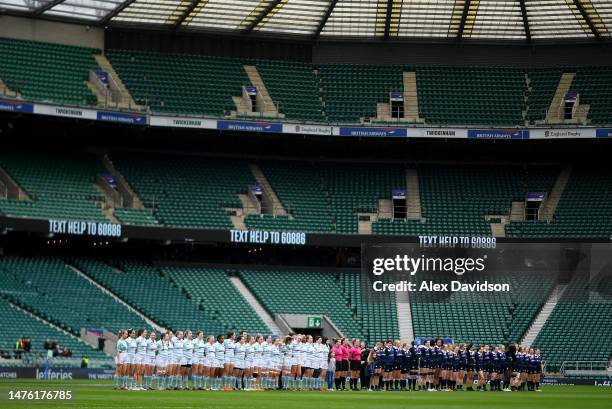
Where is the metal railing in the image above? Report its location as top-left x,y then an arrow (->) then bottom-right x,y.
560,360 -> 610,377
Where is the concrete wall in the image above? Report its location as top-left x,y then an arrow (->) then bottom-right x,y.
0,15 -> 104,49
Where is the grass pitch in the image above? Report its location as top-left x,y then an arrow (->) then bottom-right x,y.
0,379 -> 610,409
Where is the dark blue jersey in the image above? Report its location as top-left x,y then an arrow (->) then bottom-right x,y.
468,350 -> 476,367
476,352 -> 485,369
383,347 -> 395,365
375,348 -> 385,364
459,350 -> 468,365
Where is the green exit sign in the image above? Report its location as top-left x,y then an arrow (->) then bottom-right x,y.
307,316 -> 322,328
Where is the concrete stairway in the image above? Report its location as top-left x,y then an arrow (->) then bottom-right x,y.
510,201 -> 526,221
396,289 -> 414,342
490,221 -> 507,237
94,54 -> 140,110
248,163 -> 289,217
403,72 -> 424,123
68,264 -> 165,333
100,154 -> 145,209
232,96 -> 251,116
520,284 -> 567,348
376,102 -> 391,121
546,73 -> 575,123
357,212 -> 378,234
0,79 -> 19,98
406,168 -> 422,220
378,199 -> 393,219
229,276 -> 281,335
93,184 -> 120,224
243,65 -> 283,117
539,166 -> 571,222
574,103 -> 591,124
0,166 -> 31,200
225,194 -> 260,230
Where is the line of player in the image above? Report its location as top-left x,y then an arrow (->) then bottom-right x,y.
113,328 -> 544,392
114,329 -> 330,391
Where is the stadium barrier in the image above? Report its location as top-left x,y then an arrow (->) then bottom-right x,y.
1,98 -> 610,140
0,367 -> 115,380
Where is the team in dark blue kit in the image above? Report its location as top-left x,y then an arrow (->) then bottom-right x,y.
365,339 -> 543,392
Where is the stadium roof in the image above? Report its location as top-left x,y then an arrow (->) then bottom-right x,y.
1,0 -> 611,41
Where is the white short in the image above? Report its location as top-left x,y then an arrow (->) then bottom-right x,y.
224,356 -> 234,365
213,359 -> 224,369
191,357 -> 200,365
303,359 -> 312,369
204,357 -> 214,367
245,359 -> 253,369
156,357 -> 167,368
173,355 -> 183,364
126,354 -> 135,365
179,357 -> 188,366
118,352 -> 128,365
145,356 -> 155,366
134,354 -> 145,365
319,360 -> 328,370
254,359 -> 263,368
234,359 -> 245,370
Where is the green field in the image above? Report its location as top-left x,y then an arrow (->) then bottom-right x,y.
0,380 -> 610,409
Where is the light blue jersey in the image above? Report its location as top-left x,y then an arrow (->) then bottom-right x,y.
173,337 -> 184,360
117,339 -> 127,353
157,340 -> 171,360
136,336 -> 147,356
194,339 -> 205,359
214,342 -> 225,362
235,343 -> 247,361
146,338 -> 157,358
126,337 -> 137,356
183,339 -> 194,361
224,339 -> 235,359
204,342 -> 215,360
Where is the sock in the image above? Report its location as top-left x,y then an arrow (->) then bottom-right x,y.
535,382 -> 539,390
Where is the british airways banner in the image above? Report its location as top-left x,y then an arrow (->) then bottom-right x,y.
468,129 -> 528,139
596,128 -> 612,138
340,127 -> 407,137
0,99 -> 34,113
217,120 -> 283,133
96,111 -> 147,125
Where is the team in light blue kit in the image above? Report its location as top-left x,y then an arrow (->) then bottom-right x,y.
113,329 -> 333,391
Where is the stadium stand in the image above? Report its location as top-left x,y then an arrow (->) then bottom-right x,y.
320,163 -> 404,234
160,266 -> 269,333
526,69 -> 563,123
410,270 -> 558,346
416,67 -> 526,126
318,65 -> 404,123
0,298 -> 110,366
571,67 -> 612,125
72,258 -> 222,334
109,153 -> 254,229
105,50 -> 249,116
374,164 -> 559,236
0,37 -> 98,106
245,161 -> 333,233
238,268 -> 365,340
253,59 -> 325,122
506,168 -> 612,238
533,273 -> 612,371
1,37 -> 611,127
0,256 -> 147,335
113,207 -> 159,226
0,152 -> 109,223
